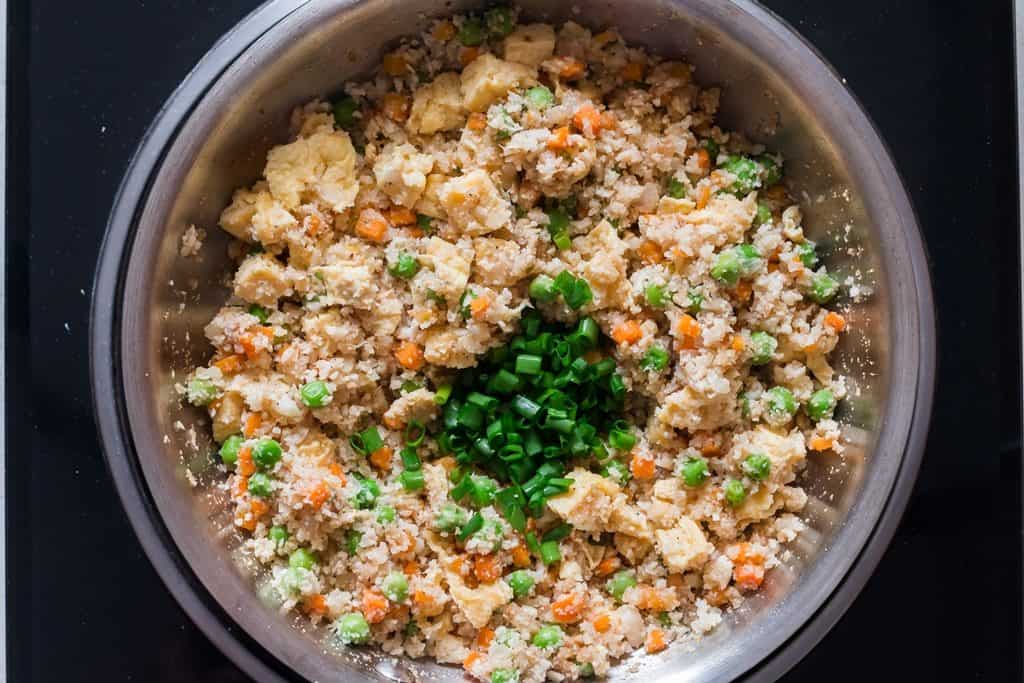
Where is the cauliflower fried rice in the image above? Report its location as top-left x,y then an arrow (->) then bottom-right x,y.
183,7 -> 851,681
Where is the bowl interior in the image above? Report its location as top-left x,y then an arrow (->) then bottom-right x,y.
114,1 -> 924,680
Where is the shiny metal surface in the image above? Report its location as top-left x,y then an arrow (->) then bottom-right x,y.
91,1 -> 935,681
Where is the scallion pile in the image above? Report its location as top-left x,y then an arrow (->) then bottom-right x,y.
438,309 -> 632,542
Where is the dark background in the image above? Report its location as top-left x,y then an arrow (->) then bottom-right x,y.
6,0 -> 1021,680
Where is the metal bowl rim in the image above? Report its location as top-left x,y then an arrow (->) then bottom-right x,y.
90,1 -> 937,681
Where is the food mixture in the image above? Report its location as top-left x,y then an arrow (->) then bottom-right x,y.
183,7 -> 849,681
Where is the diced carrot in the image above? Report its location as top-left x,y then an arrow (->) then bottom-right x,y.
730,335 -> 746,352
328,462 -> 346,482
592,613 -> 612,633
432,20 -> 456,41
469,295 -> 491,320
369,446 -> 393,471
511,544 -> 531,568
572,103 -> 603,137
630,453 -> 655,480
768,245 -> 783,264
621,61 -> 645,82
463,651 -> 481,670
382,52 -> 407,77
551,592 -> 585,624
473,555 -> 502,584
449,556 -> 467,575
645,629 -> 667,654
413,590 -> 433,606
809,436 -> 834,452
236,507 -> 257,532
459,47 -> 480,66
303,593 -> 327,615
599,111 -> 617,130
382,93 -> 409,122
243,413 -> 262,438
308,482 -> 331,508
304,213 -> 323,236
637,240 -> 664,264
824,311 -> 847,332
386,206 -> 417,226
677,314 -> 701,339
249,498 -> 268,519
356,208 -> 389,242
213,354 -> 244,374
403,561 -> 420,576
237,447 -> 256,477
734,563 -> 765,591
559,58 -> 585,80
696,184 -> 711,210
637,586 -> 669,611
734,280 -> 753,303
666,573 -> 685,588
239,333 -> 258,360
475,627 -> 495,648
611,320 -> 643,345
547,126 -> 570,151
696,147 -> 711,172
232,475 -> 248,499
362,588 -> 390,624
595,555 -> 621,577
468,112 -> 487,131
727,542 -> 765,565
394,341 -> 425,371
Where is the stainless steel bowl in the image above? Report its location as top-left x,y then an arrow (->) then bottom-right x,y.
91,1 -> 936,680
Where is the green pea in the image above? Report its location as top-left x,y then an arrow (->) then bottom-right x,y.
187,378 -> 218,406
666,177 -> 686,199
807,388 -> 836,421
735,244 -> 763,276
351,475 -> 380,510
757,154 -> 783,186
381,572 -> 409,602
764,386 -> 797,425
525,85 -> 554,109
720,155 -> 762,196
247,472 -> 274,497
289,548 -> 317,570
658,611 -> 673,627
485,6 -> 515,36
435,503 -> 469,532
268,525 -> 289,547
711,249 -> 741,285
680,457 -> 709,487
416,213 -> 433,233
640,346 -> 670,373
458,17 -> 484,46
332,96 -> 359,129
247,303 -> 270,323
491,670 -> 520,683
723,478 -> 746,506
389,252 -> 420,279
300,380 -> 332,408
808,271 -> 840,304
334,612 -> 371,645
644,283 -> 670,308
531,625 -> 563,649
377,506 -> 396,524
797,241 -> 819,268
579,662 -> 596,678
742,453 -> 771,481
753,201 -> 772,227
219,434 -> 243,467
748,331 -> 777,365
687,288 -> 704,314
345,529 -> 363,556
506,569 -> 535,599
606,570 -> 637,601
252,438 -> 283,469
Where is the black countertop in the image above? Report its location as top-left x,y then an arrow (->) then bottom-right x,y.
7,0 -> 1021,680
